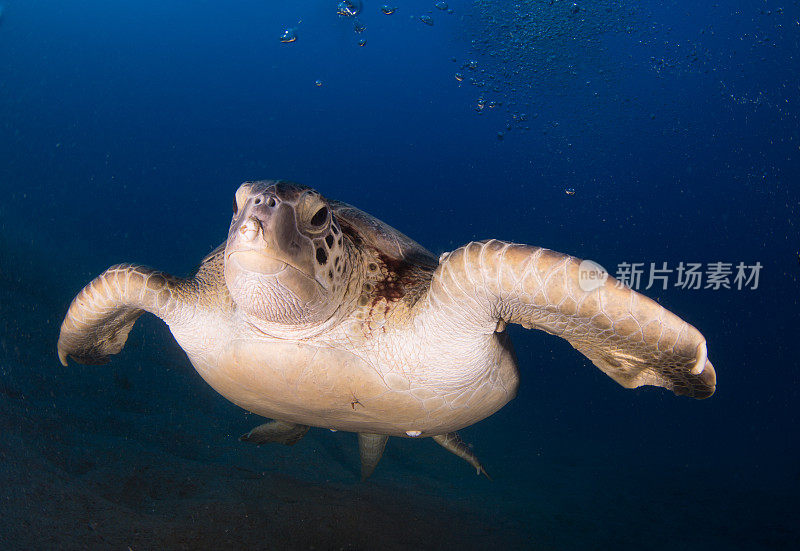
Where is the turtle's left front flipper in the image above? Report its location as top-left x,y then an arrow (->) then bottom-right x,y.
428,240 -> 716,399
57,264 -> 192,365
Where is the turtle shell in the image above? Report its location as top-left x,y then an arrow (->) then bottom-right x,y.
329,200 -> 438,270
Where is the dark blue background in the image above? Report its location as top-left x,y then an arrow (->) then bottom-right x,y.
1,1 -> 798,549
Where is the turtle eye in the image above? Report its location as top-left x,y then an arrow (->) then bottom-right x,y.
232,197 -> 239,215
310,206 -> 329,227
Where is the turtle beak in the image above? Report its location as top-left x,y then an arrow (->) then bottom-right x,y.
228,215 -> 289,274
238,216 -> 262,243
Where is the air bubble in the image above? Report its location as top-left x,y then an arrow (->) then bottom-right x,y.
419,14 -> 434,26
279,28 -> 297,43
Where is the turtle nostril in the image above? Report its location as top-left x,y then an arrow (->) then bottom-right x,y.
267,196 -> 277,207
253,197 -> 262,205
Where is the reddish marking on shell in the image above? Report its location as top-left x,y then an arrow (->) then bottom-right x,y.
371,252 -> 434,304
337,212 -> 436,307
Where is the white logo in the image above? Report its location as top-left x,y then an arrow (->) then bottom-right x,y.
578,259 -> 608,292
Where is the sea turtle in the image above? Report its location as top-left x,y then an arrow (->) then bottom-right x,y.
57,181 -> 716,479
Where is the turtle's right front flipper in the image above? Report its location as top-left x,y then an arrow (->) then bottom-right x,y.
57,264 -> 188,366
428,241 -> 716,399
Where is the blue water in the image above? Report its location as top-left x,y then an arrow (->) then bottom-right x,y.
0,1 -> 798,549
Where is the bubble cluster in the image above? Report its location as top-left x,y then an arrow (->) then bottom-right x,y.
336,0 -> 372,46
336,0 -> 362,18
459,0 -> 640,135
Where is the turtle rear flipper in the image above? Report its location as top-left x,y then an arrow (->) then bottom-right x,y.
240,420 -> 310,446
433,432 -> 491,479
358,433 -> 389,480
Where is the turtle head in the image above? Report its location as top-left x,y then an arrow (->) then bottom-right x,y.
224,180 -> 349,326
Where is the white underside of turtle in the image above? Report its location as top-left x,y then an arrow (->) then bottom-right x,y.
58,180 -> 716,480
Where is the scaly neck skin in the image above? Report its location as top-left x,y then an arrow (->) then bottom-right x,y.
237,243 -> 364,341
